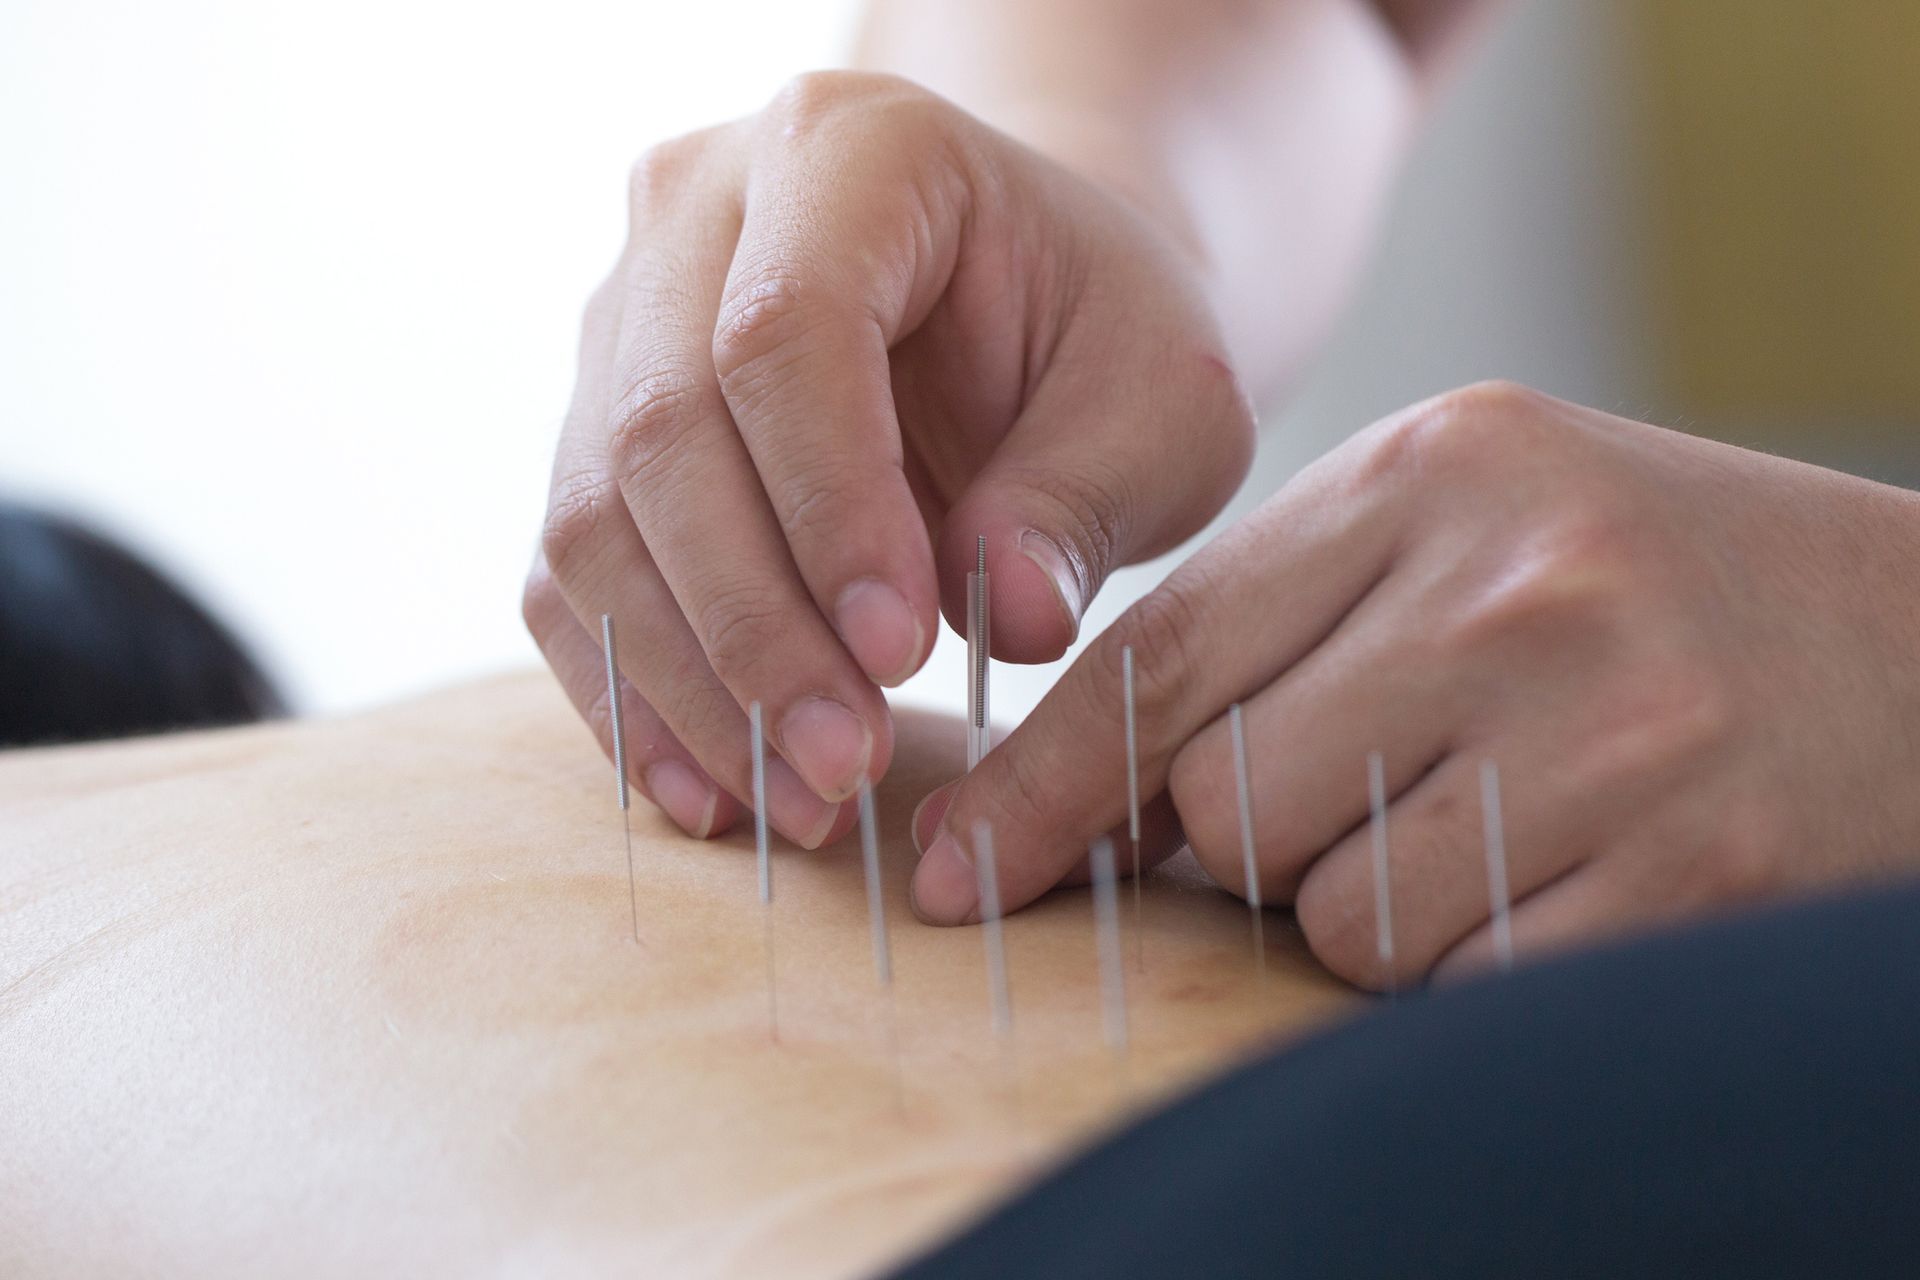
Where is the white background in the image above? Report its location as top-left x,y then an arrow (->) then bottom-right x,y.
0,0 -> 1643,723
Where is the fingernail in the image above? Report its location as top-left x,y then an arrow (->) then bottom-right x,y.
1019,530 -> 1086,637
645,760 -> 719,837
911,830 -> 979,924
764,755 -> 838,849
778,695 -> 873,803
835,578 -> 924,687
911,780 -> 959,854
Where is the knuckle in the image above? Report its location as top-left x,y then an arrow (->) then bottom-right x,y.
767,69 -> 861,126
1702,804 -> 1786,901
1632,795 -> 1783,921
657,668 -> 748,766
1669,838 -> 1766,910
1665,674 -> 1737,762
606,368 -> 714,486
1534,501 -> 1638,576
1444,509 -> 1639,654
771,448 -> 871,548
697,579 -> 790,684
1438,377 -> 1546,422
988,741 -> 1060,836
1110,572 -> 1213,723
1649,651 -> 1735,746
1609,659 -> 1734,776
766,70 -> 931,138
946,740 -> 1062,872
626,133 -> 707,209
540,472 -> 620,584
1418,783 -> 1472,847
1351,378 -> 1544,489
711,273 -> 827,393
1561,663 -> 1735,844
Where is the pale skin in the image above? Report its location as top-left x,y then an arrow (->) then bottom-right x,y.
524,0 -> 1483,848
529,0 -> 1920,988
0,676 -> 1352,1277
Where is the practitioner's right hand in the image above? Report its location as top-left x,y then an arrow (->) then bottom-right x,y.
523,72 -> 1255,847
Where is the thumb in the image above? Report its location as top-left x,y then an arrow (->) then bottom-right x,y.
937,341 -> 1254,663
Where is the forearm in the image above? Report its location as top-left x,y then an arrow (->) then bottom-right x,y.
856,0 -> 1492,398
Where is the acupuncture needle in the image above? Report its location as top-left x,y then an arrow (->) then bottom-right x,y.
1088,835 -> 1129,1082
750,700 -> 779,1041
1479,760 -> 1515,973
600,614 -> 638,945
971,819 -> 1017,1117
1123,645 -> 1142,971
967,535 -> 991,771
1368,750 -> 1396,997
1228,704 -> 1266,977
858,781 -> 905,1111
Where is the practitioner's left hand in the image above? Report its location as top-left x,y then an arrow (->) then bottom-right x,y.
909,381 -> 1920,989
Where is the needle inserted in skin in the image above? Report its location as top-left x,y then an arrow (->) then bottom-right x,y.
1123,645 -> 1142,970
1479,760 -> 1515,973
1088,835 -> 1129,1077
967,536 -> 992,771
1229,704 -> 1266,977
601,614 -> 638,945
750,700 -> 779,1041
971,819 -> 1017,1114
859,782 -> 904,1110
1368,750 -> 1396,997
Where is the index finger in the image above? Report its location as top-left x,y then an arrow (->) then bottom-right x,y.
910,430 -> 1407,923
710,84 -> 962,689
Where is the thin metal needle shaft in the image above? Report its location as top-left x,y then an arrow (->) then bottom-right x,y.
1479,760 -> 1515,973
859,782 -> 904,1111
1368,750 -> 1396,997
1123,645 -> 1142,971
1229,704 -> 1265,977
601,614 -> 638,944
1088,835 -> 1129,1078
972,819 -> 1016,1116
967,536 -> 991,771
750,700 -> 779,1040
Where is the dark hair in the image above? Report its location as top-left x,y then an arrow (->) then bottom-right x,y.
0,505 -> 284,747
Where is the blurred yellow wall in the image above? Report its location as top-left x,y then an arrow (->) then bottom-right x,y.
1634,4 -> 1920,429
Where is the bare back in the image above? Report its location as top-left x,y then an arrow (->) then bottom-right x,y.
0,673 -> 1353,1278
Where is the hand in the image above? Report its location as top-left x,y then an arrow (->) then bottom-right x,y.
523,72 -> 1253,848
912,381 -> 1920,988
